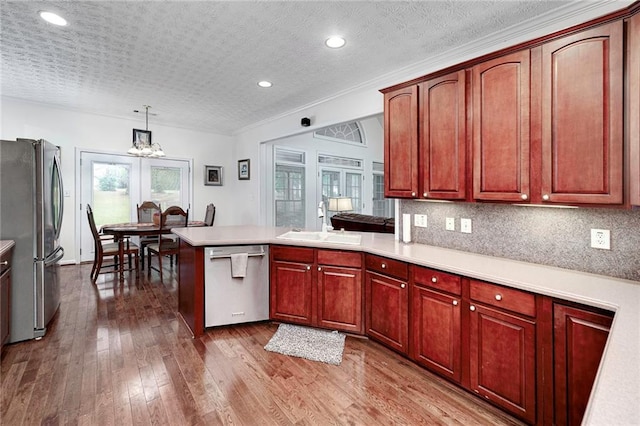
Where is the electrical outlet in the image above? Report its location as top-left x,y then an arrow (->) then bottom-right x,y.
445,217 -> 455,231
414,214 -> 428,228
461,218 -> 472,234
591,229 -> 611,250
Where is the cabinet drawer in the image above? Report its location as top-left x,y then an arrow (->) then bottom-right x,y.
413,266 -> 461,295
470,280 -> 536,317
365,254 -> 408,280
270,245 -> 314,263
317,249 -> 362,268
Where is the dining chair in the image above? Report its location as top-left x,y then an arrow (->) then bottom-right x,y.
136,201 -> 172,269
87,204 -> 139,282
147,205 -> 188,281
204,203 -> 216,226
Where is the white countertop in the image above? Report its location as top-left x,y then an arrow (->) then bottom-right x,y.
0,240 -> 15,256
173,225 -> 640,425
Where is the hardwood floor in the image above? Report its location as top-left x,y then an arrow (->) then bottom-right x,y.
1,263 -> 525,425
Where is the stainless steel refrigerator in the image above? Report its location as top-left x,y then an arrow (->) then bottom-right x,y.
0,138 -> 64,342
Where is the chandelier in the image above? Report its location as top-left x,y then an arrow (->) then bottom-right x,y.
128,105 -> 166,157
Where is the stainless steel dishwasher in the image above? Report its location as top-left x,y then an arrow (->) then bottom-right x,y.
204,245 -> 269,327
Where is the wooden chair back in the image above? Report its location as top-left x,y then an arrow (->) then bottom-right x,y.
204,203 -> 216,226
137,201 -> 161,223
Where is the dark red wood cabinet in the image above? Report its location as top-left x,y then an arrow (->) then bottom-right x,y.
270,246 -> 315,325
0,245 -> 13,354
553,304 -> 613,426
365,255 -> 409,354
384,86 -> 419,198
540,21 -> 624,205
270,246 -> 364,334
629,11 -> 640,206
411,267 -> 462,383
472,50 -> 531,202
420,70 -> 467,200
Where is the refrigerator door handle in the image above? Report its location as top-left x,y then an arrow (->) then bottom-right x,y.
44,246 -> 64,266
52,152 -> 64,241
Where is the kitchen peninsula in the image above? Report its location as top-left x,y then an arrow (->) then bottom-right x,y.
172,225 -> 640,425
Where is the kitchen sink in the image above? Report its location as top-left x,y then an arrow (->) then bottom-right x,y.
276,230 -> 362,245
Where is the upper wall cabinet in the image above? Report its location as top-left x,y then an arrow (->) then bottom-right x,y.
384,71 -> 467,200
420,70 -> 467,200
472,50 -> 531,202
540,21 -> 624,205
384,86 -> 419,198
629,12 -> 640,206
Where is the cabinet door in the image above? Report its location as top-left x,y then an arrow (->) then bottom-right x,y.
541,21 -> 623,204
469,303 -> 536,424
317,265 -> 363,334
629,12 -> 640,206
365,271 -> 408,354
553,304 -> 612,426
384,86 -> 419,198
411,286 -> 461,383
0,270 -> 10,349
472,50 -> 531,202
270,260 -> 313,325
420,70 -> 467,200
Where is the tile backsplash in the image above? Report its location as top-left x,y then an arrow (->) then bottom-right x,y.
401,201 -> 640,282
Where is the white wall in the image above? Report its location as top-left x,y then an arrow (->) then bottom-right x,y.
1,97 -> 237,263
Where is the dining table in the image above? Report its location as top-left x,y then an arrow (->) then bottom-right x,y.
101,220 -> 205,279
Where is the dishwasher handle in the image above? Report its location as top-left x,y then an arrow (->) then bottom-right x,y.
209,251 -> 266,260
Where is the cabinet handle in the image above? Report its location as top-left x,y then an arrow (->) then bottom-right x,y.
0,261 -> 7,266
431,276 -> 437,283
495,294 -> 502,301
411,192 -> 416,197
401,283 -> 406,289
542,194 -> 550,201
470,305 -> 476,311
423,192 -> 428,198
306,265 -> 311,271
521,194 -> 528,200
381,263 -> 386,269
452,300 -> 458,306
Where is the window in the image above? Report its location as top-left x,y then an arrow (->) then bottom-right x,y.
373,161 -> 394,218
319,154 -> 363,217
314,121 -> 364,144
274,148 -> 306,228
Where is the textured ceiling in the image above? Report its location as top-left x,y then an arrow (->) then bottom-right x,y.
0,1 -> 624,135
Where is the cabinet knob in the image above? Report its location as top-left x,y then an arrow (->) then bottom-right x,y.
521,194 -> 528,200
411,192 -> 416,197
306,265 -> 311,271
401,283 -> 406,289
381,263 -> 386,269
495,294 -> 502,301
470,305 -> 476,311
0,261 -> 7,266
542,194 -> 550,201
452,300 -> 458,306
431,277 -> 437,283
318,267 -> 322,271
423,192 -> 428,198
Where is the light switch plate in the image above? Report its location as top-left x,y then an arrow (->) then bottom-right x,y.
461,218 -> 472,234
414,214 -> 428,228
591,229 -> 610,250
445,217 -> 455,231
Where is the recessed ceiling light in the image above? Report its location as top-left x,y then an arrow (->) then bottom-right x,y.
325,36 -> 346,49
39,11 -> 68,26
257,81 -> 273,88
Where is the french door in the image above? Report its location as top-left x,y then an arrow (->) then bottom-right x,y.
319,167 -> 363,218
79,151 -> 190,262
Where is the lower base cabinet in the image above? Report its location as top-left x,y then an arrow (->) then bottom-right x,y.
270,245 -> 363,334
553,303 -> 613,426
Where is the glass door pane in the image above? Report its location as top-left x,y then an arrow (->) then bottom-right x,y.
345,172 -> 362,213
92,163 -> 132,226
140,158 -> 190,213
275,165 -> 305,227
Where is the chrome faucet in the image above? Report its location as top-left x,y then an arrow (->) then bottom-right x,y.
318,201 -> 329,234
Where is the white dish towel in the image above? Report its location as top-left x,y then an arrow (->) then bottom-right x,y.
230,253 -> 249,278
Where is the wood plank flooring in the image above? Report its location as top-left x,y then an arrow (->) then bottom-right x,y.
1,263 -> 525,425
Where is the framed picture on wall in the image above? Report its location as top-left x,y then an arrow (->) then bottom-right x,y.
204,165 -> 223,186
238,159 -> 250,180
